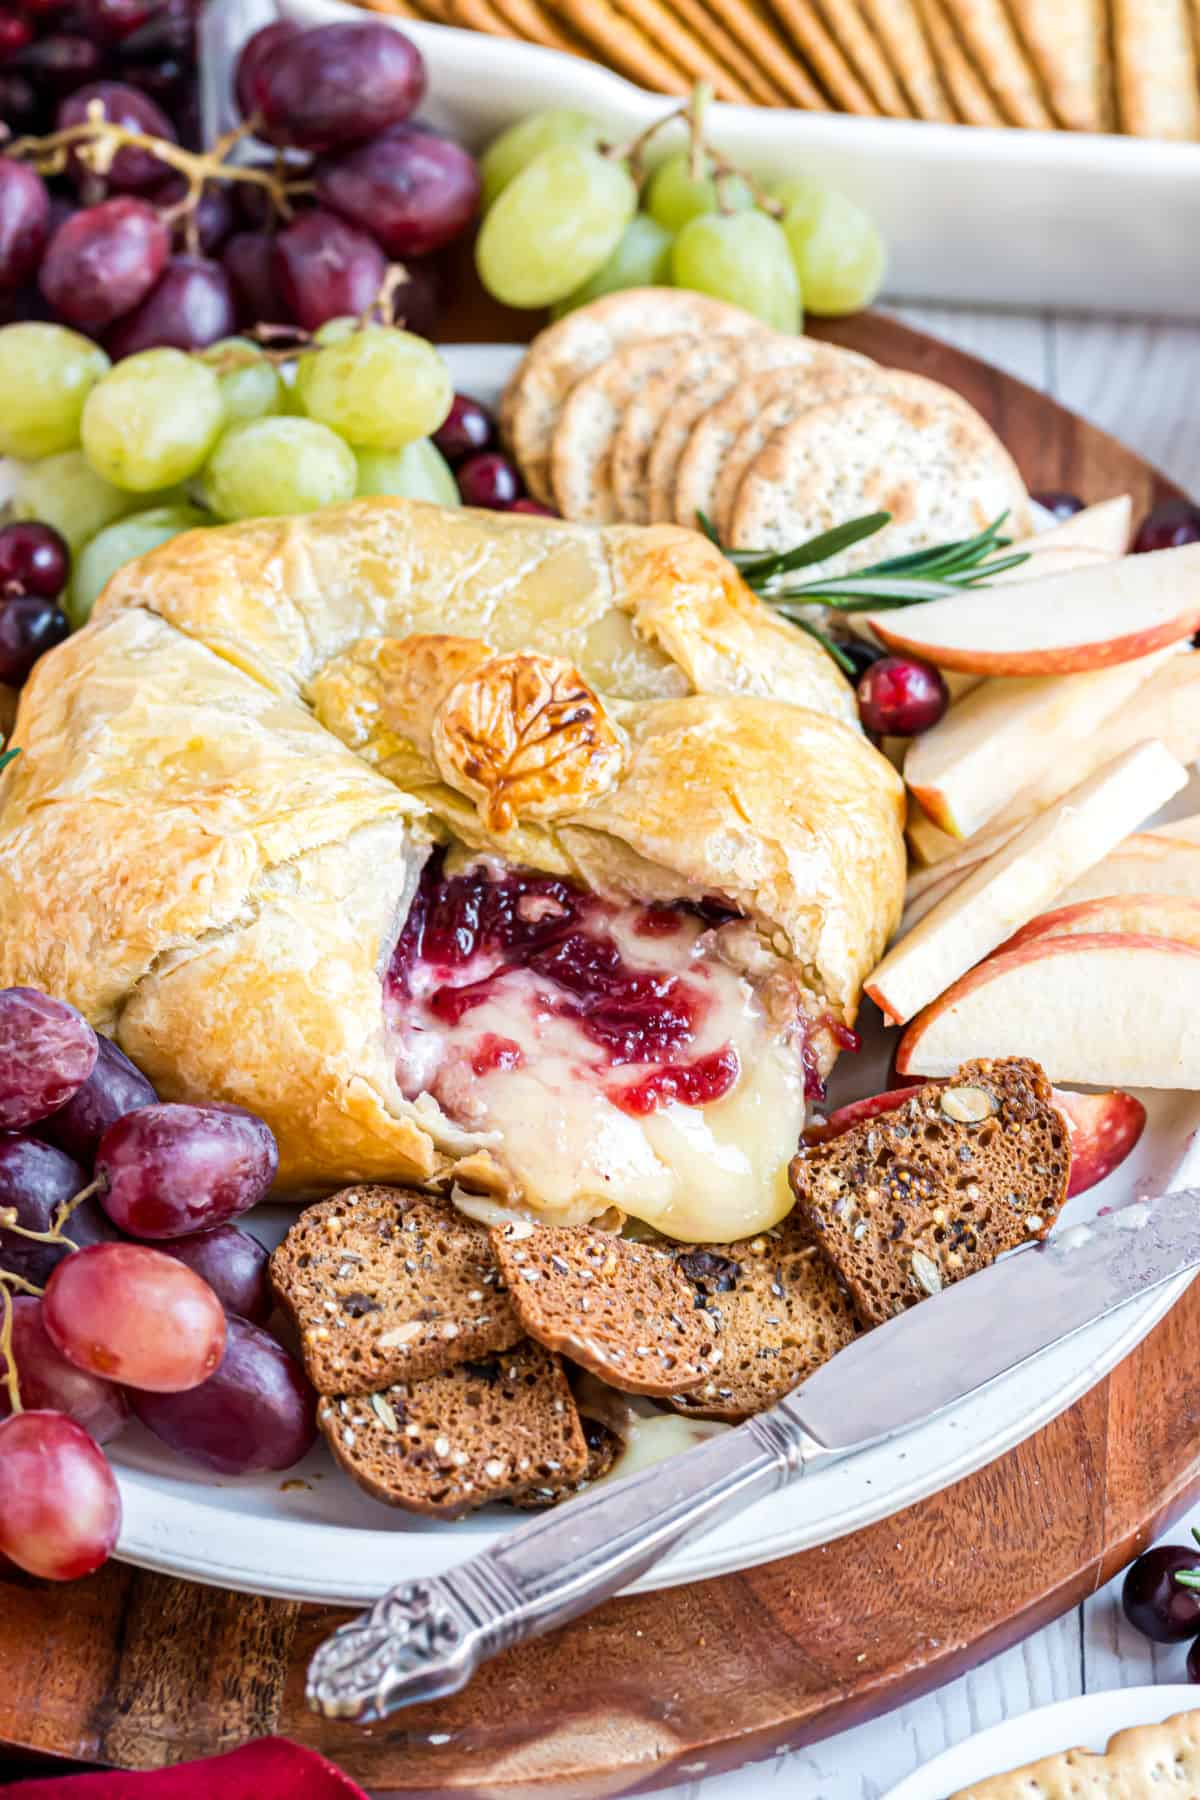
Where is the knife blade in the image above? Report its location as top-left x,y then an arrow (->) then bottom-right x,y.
307,1183 -> 1200,1723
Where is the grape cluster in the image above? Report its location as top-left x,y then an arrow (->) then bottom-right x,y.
476,105 -> 888,324
0,985 -> 316,1584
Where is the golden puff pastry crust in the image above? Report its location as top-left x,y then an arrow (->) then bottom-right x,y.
0,499 -> 904,1232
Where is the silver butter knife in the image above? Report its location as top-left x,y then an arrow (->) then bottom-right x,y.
307,1181 -> 1200,1722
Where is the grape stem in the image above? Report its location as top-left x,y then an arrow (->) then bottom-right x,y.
601,80 -> 783,216
0,1177 -> 102,1255
4,104 -> 305,228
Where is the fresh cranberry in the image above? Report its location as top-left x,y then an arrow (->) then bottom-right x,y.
836,637 -> 887,682
1031,489 -> 1084,520
1122,1541 -> 1200,1642
433,393 -> 493,464
456,452 -> 522,510
509,498 -> 556,516
0,522 -> 70,599
612,1046 -> 740,1116
0,13 -> 33,59
1133,498 -> 1200,554
857,655 -> 948,737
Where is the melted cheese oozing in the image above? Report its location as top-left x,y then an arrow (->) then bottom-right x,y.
391,902 -> 806,1240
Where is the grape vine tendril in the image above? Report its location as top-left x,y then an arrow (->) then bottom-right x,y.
0,1177 -> 101,1254
0,1284 -> 21,1416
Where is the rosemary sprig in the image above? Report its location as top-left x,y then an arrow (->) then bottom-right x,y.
717,509 -> 1030,615
0,747 -> 19,775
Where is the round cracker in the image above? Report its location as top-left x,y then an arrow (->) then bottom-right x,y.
673,360 -> 885,539
705,361 -> 892,538
550,336 -> 697,523
729,378 -> 1031,565
645,337 -> 876,525
500,289 -> 762,504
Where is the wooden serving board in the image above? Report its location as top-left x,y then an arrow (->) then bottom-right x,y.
0,307 -> 1193,1795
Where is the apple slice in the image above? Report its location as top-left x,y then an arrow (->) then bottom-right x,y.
989,545 -> 1110,585
806,1079 -> 1145,1199
1020,495 -> 1133,557
999,892 -> 1200,955
1149,813 -> 1200,844
865,541 -> 1200,675
867,740 -> 1189,1026
896,933 -> 1200,1088
1055,831 -> 1200,907
904,654 -> 1171,840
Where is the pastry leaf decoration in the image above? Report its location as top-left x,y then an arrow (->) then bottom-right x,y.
703,510 -> 1031,614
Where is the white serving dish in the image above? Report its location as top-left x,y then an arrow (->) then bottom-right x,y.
103,336 -> 1200,1609
202,0 -> 1200,317
883,1686 -> 1200,1799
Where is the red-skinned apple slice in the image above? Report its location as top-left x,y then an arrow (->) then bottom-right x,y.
869,741 -> 1188,1026
806,1079 -> 1145,1198
1018,495 -> 1133,558
1055,833 -> 1200,907
865,541 -> 1200,675
998,892 -> 1200,955
896,933 -> 1200,1088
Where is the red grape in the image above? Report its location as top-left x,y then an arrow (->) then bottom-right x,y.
82,0 -> 159,42
118,0 -> 193,61
1133,499 -> 1200,554
0,1134 -> 117,1290
0,596 -> 69,686
387,253 -> 440,339
457,452 -> 522,509
96,1101 -> 278,1239
151,174 -> 233,255
0,14 -> 34,60
0,74 -> 39,134
243,21 -> 424,151
40,196 -> 169,331
12,34 -> 103,98
233,20 -> 298,123
0,988 -> 97,1132
0,1296 -> 129,1442
105,252 -> 236,354
315,125 -> 480,258
132,1315 -> 316,1474
856,655 -> 948,737
0,522 -> 69,599
58,81 -> 177,194
156,1224 -> 271,1325
0,159 -> 49,291
0,1410 -> 121,1580
222,229 -> 287,328
434,392 -> 494,464
43,1241 -> 226,1391
41,1034 -> 155,1163
272,209 -> 386,333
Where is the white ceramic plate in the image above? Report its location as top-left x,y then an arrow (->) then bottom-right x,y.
201,0 -> 1200,318
104,342 -> 1200,1606
882,1686 -> 1200,1799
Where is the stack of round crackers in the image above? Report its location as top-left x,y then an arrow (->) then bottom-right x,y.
501,287 -> 1030,567
361,0 -> 1196,139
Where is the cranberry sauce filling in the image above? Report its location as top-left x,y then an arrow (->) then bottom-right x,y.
386,851 -> 743,1117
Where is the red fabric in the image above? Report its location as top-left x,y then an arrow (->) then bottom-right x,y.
9,1738 -> 368,1798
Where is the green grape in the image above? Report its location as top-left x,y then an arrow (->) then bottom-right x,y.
311,317 -> 359,347
645,151 -> 753,234
199,338 -> 283,428
476,144 -> 637,308
296,326 -> 453,450
775,177 -> 887,317
12,451 -> 143,554
480,109 -> 603,212
0,323 -> 110,461
204,417 -> 357,521
355,439 -> 460,506
81,350 -> 224,492
66,505 -> 208,631
551,213 -> 674,318
671,210 -> 801,331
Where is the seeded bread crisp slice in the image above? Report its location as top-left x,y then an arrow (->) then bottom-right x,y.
271,1185 -> 522,1397
508,1415 -> 621,1509
490,1222 -> 714,1397
789,1058 -> 1070,1329
318,1341 -> 588,1517
667,1212 -> 861,1421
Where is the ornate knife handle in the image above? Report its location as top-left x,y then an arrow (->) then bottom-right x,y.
307,1405 -> 841,1723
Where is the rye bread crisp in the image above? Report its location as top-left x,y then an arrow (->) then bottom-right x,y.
318,1340 -> 588,1517
490,1221 -> 715,1396
499,289 -> 761,504
789,1058 -> 1070,1328
271,1185 -> 521,1397
667,1210 -> 861,1420
508,1413 -> 621,1508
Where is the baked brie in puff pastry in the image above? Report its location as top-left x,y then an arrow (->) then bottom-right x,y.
0,499 -> 904,1240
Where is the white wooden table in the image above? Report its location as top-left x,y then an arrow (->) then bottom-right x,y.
649,302 -> 1200,1800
